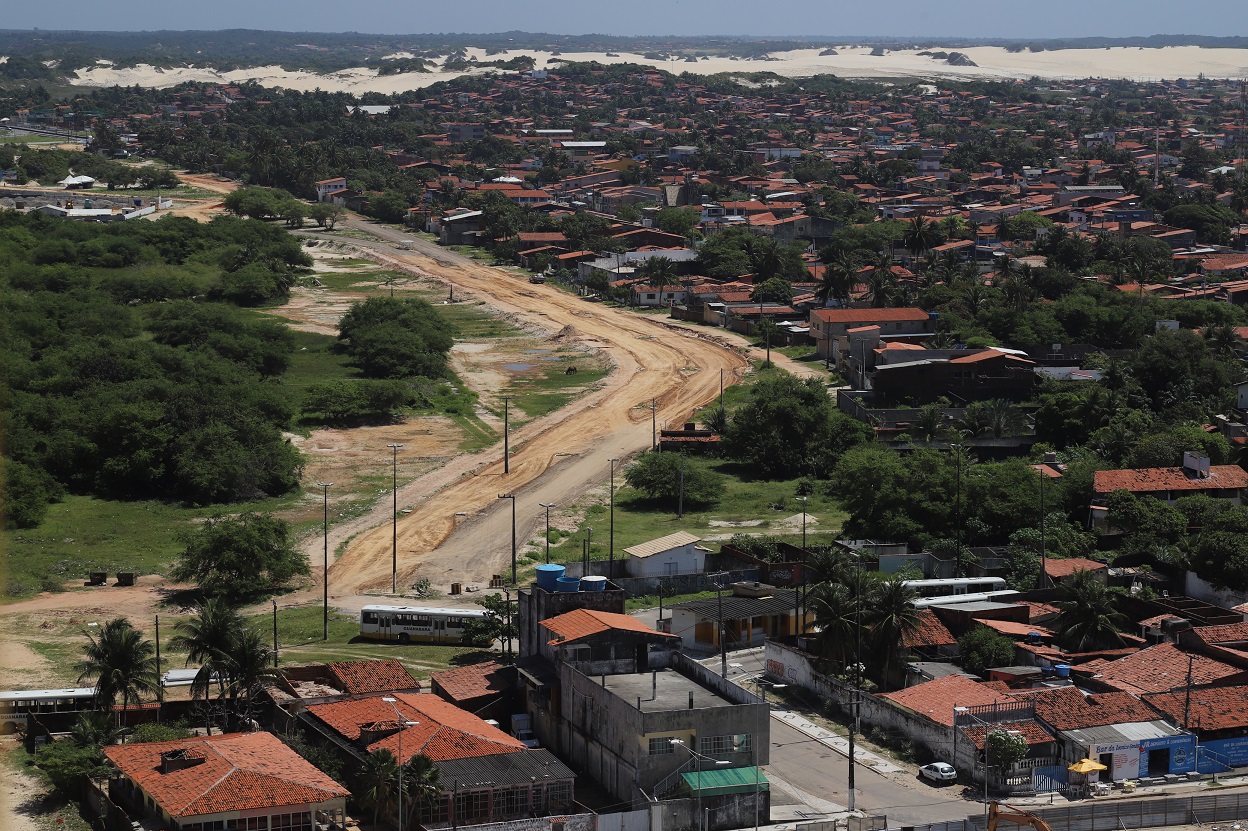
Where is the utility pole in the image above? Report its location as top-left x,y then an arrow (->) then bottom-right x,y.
651,398 -> 658,451
498,493 -> 517,585
677,453 -> 687,519
271,600 -> 279,669
318,481 -> 333,640
608,459 -> 619,577
503,397 -> 511,475
848,562 -> 862,812
155,615 -> 163,712
540,502 -> 556,564
388,444 -> 403,594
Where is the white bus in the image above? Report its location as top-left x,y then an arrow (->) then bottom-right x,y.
911,590 -> 1021,609
0,687 -> 97,734
359,604 -> 490,645
902,577 -> 1007,599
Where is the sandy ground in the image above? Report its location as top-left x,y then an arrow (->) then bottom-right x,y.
62,45 -> 1248,93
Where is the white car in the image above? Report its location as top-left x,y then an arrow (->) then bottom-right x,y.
919,762 -> 958,783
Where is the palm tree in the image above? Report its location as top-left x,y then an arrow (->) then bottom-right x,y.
402,753 -> 444,828
903,215 -> 939,260
639,256 -> 679,288
866,578 -> 921,687
866,254 -> 898,308
979,399 -> 1024,439
360,749 -> 399,829
221,628 -> 279,723
809,581 -> 860,672
77,618 -> 160,726
69,712 -> 129,748
816,253 -> 858,307
170,599 -> 245,702
911,403 -> 946,443
1053,569 -> 1127,652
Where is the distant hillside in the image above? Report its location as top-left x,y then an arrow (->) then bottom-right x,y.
0,28 -> 1246,81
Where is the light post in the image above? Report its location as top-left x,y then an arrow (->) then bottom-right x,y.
539,503 -> 556,564
317,481 -> 333,641
795,496 -> 808,550
388,444 -> 404,594
954,706 -> 1017,822
670,740 -> 730,831
382,697 -> 420,831
498,493 -> 517,584
634,400 -> 658,451
502,397 -> 511,475
271,600 -> 279,668
795,495 -> 808,632
608,458 -> 619,577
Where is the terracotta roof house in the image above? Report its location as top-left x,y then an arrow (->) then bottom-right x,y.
103,732 -> 349,831
901,609 -> 958,659
1092,452 -> 1248,526
539,607 -> 679,668
1013,686 -> 1159,733
429,661 -> 518,723
1144,685 -> 1248,740
878,674 -> 1012,727
1073,643 -> 1245,696
1042,557 -> 1108,585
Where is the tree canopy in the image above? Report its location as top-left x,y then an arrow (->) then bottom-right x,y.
171,512 -> 309,597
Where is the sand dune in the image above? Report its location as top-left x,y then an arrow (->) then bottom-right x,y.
63,44 -> 1248,94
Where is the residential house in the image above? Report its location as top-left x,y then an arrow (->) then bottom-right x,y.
539,607 -> 680,670
429,661 -> 518,724
870,348 -> 1036,406
1143,685 -> 1248,771
662,582 -> 805,653
1092,452 -> 1248,530
314,177 -> 348,203
808,308 -> 934,363
103,732 -> 349,831
625,531 -> 707,578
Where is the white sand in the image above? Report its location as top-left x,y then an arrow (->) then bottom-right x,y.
62,45 -> 1248,94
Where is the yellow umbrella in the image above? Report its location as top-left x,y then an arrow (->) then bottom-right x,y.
1069,758 -> 1109,774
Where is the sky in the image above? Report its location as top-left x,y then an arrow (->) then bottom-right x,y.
2,0 -> 1240,40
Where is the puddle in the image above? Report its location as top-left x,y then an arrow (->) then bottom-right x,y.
502,363 -> 534,371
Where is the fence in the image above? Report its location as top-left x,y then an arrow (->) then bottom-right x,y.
892,791 -> 1248,831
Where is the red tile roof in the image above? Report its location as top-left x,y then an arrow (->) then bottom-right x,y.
977,619 -> 1054,639
306,693 -> 524,763
1020,601 -> 1060,621
1043,558 -> 1108,580
1093,465 -> 1248,495
1078,643 -> 1241,695
902,609 -> 957,649
326,660 -> 419,695
541,608 -> 669,645
878,674 -> 1013,726
1144,685 -> 1248,732
430,660 -> 511,703
1012,686 -> 1159,731
1190,622 -> 1248,647
811,307 -> 930,324
960,719 -> 1055,750
103,732 -> 349,819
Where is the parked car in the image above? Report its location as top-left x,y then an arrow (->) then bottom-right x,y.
919,762 -> 958,784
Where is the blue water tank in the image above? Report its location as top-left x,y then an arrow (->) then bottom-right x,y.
581,575 -> 607,592
536,564 -> 565,591
555,576 -> 581,593
1055,664 -> 1071,678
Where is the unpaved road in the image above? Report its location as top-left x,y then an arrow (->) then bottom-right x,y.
306,221 -> 752,594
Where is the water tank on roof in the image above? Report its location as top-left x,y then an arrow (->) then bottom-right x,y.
555,576 -> 581,593
1055,664 -> 1071,678
536,564 -> 565,591
582,576 -> 607,592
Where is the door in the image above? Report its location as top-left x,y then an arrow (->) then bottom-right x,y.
1148,748 -> 1170,777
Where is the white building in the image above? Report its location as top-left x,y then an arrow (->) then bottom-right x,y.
624,531 -> 705,578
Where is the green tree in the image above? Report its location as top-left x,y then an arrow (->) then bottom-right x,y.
1053,570 -> 1127,652
957,627 -> 1016,677
172,513 -> 308,598
866,577 -> 921,686
902,215 -> 942,258
727,374 -> 872,479
462,592 -> 516,649
986,728 -> 1029,774
402,753 -> 443,829
369,190 -> 410,224
308,202 -> 345,230
129,722 -> 195,743
751,277 -> 793,304
338,296 -> 454,380
34,740 -> 111,794
76,618 -> 160,725
623,452 -> 726,509
653,206 -> 701,237
359,749 -> 399,829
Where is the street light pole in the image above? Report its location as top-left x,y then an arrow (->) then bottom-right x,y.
609,458 -> 619,577
498,493 -> 517,585
388,444 -> 403,595
539,503 -> 556,564
271,600 -> 279,669
318,481 -> 333,641
671,740 -> 729,831
382,697 -> 419,831
503,397 -> 511,475
651,398 -> 657,451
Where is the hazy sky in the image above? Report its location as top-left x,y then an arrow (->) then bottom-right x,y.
3,1 -> 1239,39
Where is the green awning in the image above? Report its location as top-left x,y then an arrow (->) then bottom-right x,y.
680,767 -> 769,796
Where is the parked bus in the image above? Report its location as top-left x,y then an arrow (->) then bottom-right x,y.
0,687 -> 97,734
902,577 -> 1007,599
359,604 -> 489,645
911,590 -> 1021,609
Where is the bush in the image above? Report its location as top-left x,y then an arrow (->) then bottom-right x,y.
623,452 -> 726,509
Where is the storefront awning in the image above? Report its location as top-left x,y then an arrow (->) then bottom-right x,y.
681,767 -> 769,796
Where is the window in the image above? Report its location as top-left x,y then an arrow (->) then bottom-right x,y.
698,734 -> 751,755
270,813 -> 311,831
362,612 -> 377,625
445,617 -> 463,629
414,616 -> 433,628
648,737 -> 675,755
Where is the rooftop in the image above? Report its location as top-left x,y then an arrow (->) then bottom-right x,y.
1093,465 -> 1248,494
600,668 -> 740,713
430,661 -> 514,703
1144,685 -> 1248,732
671,588 -> 799,619
624,531 -> 702,559
541,608 -> 672,645
1078,642 -> 1242,695
902,609 -> 957,649
1012,685 -> 1166,731
1043,558 -> 1108,580
878,674 -> 1012,726
103,732 -> 349,818
325,660 -> 418,695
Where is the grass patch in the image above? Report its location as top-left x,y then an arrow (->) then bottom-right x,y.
554,460 -> 847,563
625,589 -> 718,611
4,496 -> 197,599
281,329 -> 361,393
506,357 -> 610,420
249,605 -> 486,679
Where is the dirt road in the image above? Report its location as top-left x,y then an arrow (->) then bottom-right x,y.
309,222 -> 751,594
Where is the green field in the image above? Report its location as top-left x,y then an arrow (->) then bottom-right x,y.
504,355 -> 610,421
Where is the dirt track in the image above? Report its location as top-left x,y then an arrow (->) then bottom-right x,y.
312,222 -> 753,594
